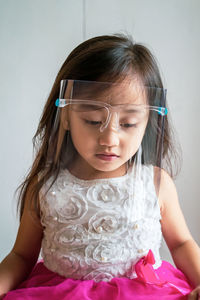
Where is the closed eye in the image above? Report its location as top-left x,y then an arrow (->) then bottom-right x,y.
85,120 -> 102,125
120,123 -> 137,128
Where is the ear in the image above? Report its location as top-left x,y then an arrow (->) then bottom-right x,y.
60,80 -> 73,131
62,118 -> 69,130
60,107 -> 69,130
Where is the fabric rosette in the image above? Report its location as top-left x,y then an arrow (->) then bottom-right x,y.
131,219 -> 162,254
44,253 -> 81,278
85,240 -> 131,264
88,210 -> 127,237
54,224 -> 88,249
83,269 -> 114,282
42,185 -> 88,223
86,183 -> 129,209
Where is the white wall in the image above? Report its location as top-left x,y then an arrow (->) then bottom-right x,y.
0,0 -> 199,263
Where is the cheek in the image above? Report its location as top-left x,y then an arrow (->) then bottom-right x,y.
137,118 -> 148,140
69,122 -> 96,152
123,125 -> 147,154
70,127 -> 85,146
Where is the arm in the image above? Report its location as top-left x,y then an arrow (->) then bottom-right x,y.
158,169 -> 200,288
0,180 -> 43,296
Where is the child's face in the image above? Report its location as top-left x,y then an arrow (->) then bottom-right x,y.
67,81 -> 149,179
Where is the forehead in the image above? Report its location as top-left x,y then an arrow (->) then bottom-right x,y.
65,79 -> 147,105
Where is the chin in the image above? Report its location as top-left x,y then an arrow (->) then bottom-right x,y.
92,162 -> 125,173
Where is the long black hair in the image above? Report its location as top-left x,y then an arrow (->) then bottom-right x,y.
17,34 -> 181,218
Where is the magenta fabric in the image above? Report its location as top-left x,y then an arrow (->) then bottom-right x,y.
4,257 -> 193,300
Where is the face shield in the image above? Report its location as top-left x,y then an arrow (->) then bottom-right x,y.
47,79 -> 167,220
55,98 -> 166,133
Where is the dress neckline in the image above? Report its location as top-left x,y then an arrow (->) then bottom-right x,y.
62,163 -> 134,185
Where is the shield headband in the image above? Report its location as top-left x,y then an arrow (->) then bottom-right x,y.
48,79 -> 167,220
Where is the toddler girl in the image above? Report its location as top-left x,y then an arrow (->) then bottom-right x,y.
0,34 -> 200,300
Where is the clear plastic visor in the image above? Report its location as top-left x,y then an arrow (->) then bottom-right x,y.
55,79 -> 167,133
45,79 -> 168,222
49,79 -> 167,175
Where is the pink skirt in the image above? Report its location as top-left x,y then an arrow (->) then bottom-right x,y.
4,252 -> 193,300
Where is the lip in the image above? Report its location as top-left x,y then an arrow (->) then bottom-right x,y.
96,153 -> 119,161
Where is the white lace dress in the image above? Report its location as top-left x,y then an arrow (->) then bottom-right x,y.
39,164 -> 162,282
4,166 -> 192,299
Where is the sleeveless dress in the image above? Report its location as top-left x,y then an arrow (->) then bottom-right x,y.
4,165 -> 193,300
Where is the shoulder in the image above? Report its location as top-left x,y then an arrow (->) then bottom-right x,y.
154,167 -> 175,190
153,167 -> 177,216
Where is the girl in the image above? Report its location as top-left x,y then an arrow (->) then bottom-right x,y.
0,34 -> 200,300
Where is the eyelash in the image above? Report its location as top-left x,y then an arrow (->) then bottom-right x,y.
85,120 -> 101,125
122,123 -> 137,128
84,120 -> 137,128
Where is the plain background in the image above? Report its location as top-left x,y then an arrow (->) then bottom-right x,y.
0,0 -> 199,263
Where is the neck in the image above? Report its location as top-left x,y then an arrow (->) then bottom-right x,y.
67,156 -> 128,180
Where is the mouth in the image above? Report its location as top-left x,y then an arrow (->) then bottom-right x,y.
96,153 -> 120,161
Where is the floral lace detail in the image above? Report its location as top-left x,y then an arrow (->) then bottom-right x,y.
85,239 -> 131,264
86,184 -> 129,209
40,185 -> 88,224
88,211 -> 127,236
54,224 -> 88,248
40,165 -> 162,282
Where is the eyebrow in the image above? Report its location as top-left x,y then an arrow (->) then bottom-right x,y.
122,108 -> 145,114
76,104 -> 104,110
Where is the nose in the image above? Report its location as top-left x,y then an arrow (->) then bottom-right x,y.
98,128 -> 120,147
98,113 -> 120,147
